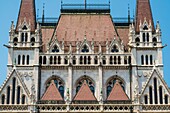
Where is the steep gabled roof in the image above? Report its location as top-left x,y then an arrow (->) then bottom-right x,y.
107,81 -> 129,101
41,80 -> 63,101
53,14 -> 118,42
73,80 -> 97,101
16,0 -> 36,32
135,0 -> 155,33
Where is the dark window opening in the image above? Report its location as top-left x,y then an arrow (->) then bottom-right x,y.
94,56 -> 98,64
31,37 -> 35,46
135,37 -> 140,46
124,56 -> 128,64
7,86 -> 10,104
27,55 -> 29,65
13,37 -> 18,46
54,56 -> 57,64
107,86 -> 112,97
84,56 -> 87,64
58,56 -> 61,64
82,45 -> 89,53
159,86 -> 163,104
111,45 -> 119,53
50,56 -> 53,64
80,56 -> 83,64
21,33 -> 24,42
52,45 -> 59,53
146,55 -> 148,65
147,33 -> 149,42
1,95 -> 5,104
22,25 -> 27,30
143,25 -> 148,30
165,95 -> 169,104
73,56 -> 76,65
90,86 -> 95,94
43,56 -> 46,64
149,86 -> 153,104
103,57 -> 106,65
39,56 -> 42,64
22,55 -> 25,65
59,86 -> 64,98
144,95 -> 148,104
12,78 -> 16,104
141,55 -> 144,65
150,55 -> 153,65
18,55 -> 21,65
25,33 -> 28,42
153,37 -> 157,46
17,86 -> 21,104
114,56 -> 117,64
110,56 -> 113,64
128,56 -> 131,64
118,56 -> 121,64
22,95 -> 26,104
88,56 -> 91,64
143,33 -> 145,42
64,57 -> 68,64
154,78 -> 158,104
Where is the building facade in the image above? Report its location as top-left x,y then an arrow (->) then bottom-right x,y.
0,0 -> 170,113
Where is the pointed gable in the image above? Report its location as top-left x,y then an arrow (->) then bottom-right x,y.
74,80 -> 97,101
135,0 -> 155,33
41,80 -> 63,101
16,0 -> 36,32
107,81 -> 129,101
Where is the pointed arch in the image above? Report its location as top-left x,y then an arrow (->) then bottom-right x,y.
111,45 -> 119,53
52,45 -> 59,53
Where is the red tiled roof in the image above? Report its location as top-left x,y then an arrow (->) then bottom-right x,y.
55,14 -> 118,42
41,27 -> 55,52
73,80 -> 97,101
135,0 -> 155,33
16,0 -> 36,32
107,81 -> 129,101
41,80 -> 63,101
116,26 -> 129,47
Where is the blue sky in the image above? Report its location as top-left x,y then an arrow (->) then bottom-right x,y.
0,0 -> 170,86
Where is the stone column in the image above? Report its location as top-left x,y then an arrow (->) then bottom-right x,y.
68,66 -> 73,100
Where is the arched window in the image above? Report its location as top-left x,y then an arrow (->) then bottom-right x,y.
159,86 -> 163,104
73,56 -> 76,65
31,37 -> 35,46
81,45 -> 89,53
50,56 -> 53,64
76,77 -> 95,94
147,33 -> 149,42
13,37 -> 18,46
12,78 -> 16,104
21,33 -> 24,42
141,55 -> 144,65
58,56 -> 61,64
153,37 -> 157,46
52,45 -> 59,53
110,56 -> 113,64
102,56 -> 106,65
1,95 -> 5,104
17,86 -> 21,104
106,77 -> 125,97
154,78 -> 158,104
22,25 -> 27,30
84,56 -> 87,64
149,86 -> 153,104
135,37 -> 140,46
46,77 -> 65,98
18,55 -> 21,65
146,55 -> 148,65
27,55 -> 29,65
25,33 -> 28,42
118,56 -> 121,64
107,86 -> 112,97
43,56 -> 46,64
21,95 -> 26,104
124,56 -> 128,64
144,95 -> 148,104
111,45 -> 119,53
165,95 -> 169,104
39,56 -> 42,64
80,56 -> 83,64
150,55 -> 153,65
54,56 -> 57,64
88,56 -> 91,64
59,86 -> 64,98
94,56 -> 98,64
143,33 -> 145,42
22,55 -> 25,65
114,56 -> 117,64
7,86 -> 10,104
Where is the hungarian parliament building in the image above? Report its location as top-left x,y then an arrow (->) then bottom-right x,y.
0,0 -> 169,113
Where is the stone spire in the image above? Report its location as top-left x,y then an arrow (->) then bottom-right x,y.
16,0 -> 36,32
135,0 -> 155,33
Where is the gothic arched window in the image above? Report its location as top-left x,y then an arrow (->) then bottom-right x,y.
135,37 -> 140,46
39,56 -> 42,64
25,33 -> 28,42
43,56 -> 46,64
118,56 -> 121,64
13,37 -> 18,46
1,95 -> 5,104
111,45 -> 119,53
159,86 -> 163,104
7,86 -> 10,104
154,78 -> 158,104
27,55 -> 29,65
46,76 -> 65,98
17,86 -> 21,104
128,56 -> 131,64
81,45 -> 89,53
141,55 -> 144,65
88,56 -> 91,64
80,56 -> 83,64
94,56 -> 98,64
22,55 -> 25,65
150,55 -> 153,65
110,56 -> 113,64
153,37 -> 157,46
52,45 -> 59,53
22,95 -> 26,104
18,55 -> 21,65
143,33 -> 145,42
54,56 -> 57,64
146,55 -> 148,65
106,77 -> 125,97
58,56 -> 61,64
149,86 -> 153,104
144,95 -> 148,104
165,95 -> 169,104
31,37 -> 35,46
12,78 -> 16,104
21,33 -> 24,42
76,77 -> 95,94
147,33 -> 149,42
50,56 -> 53,64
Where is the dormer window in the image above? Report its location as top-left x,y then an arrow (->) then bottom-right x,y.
52,45 -> 59,53
81,45 -> 89,53
111,45 -> 119,53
